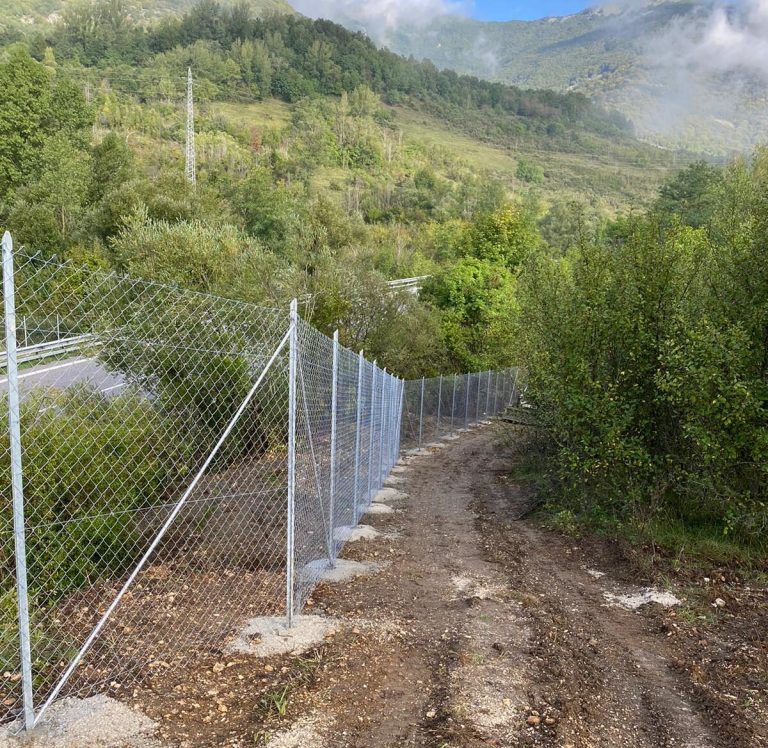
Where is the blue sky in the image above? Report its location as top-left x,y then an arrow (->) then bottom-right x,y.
471,1 -> 593,21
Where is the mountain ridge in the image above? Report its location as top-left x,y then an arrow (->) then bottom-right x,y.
333,1 -> 766,154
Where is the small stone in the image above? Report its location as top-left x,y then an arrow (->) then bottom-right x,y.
527,715 -> 541,727
713,598 -> 726,608
212,662 -> 225,673
426,710 -> 437,719
545,717 -> 556,725
264,665 -> 274,673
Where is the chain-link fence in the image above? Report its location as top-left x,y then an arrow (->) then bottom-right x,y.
0,231 -> 511,731
400,369 -> 518,450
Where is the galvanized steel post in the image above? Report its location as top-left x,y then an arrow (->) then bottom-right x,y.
485,370 -> 492,417
352,350 -> 364,525
367,362 -> 377,502
435,374 -> 443,439
475,372 -> 483,423
450,375 -> 457,435
286,299 -> 298,627
464,373 -> 470,429
3,232 -> 35,731
418,376 -> 425,449
328,330 -> 339,565
378,369 -> 387,485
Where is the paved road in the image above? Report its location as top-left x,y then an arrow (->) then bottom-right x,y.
0,357 -> 126,398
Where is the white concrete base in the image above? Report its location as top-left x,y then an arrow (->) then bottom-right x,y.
345,525 -> 382,542
226,615 -> 339,658
319,559 -> 380,583
373,488 -> 407,504
365,502 -> 396,515
0,695 -> 161,748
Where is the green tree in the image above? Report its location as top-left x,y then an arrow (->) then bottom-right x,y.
421,257 -> 516,372
463,205 -> 540,270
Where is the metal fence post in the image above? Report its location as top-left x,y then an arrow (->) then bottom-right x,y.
352,350 -> 364,526
511,367 -> 519,406
476,373 -> 482,423
464,374 -> 470,429
328,330 -> 339,566
436,374 -> 443,439
418,376 -> 425,449
3,232 -> 35,730
493,370 -> 499,415
378,368 -> 387,485
286,299 -> 298,627
485,370 -> 492,417
367,362 -> 377,502
395,379 -> 405,460
450,375 -> 457,436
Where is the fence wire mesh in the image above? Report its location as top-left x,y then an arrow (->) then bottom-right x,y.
399,369 -> 518,450
0,231 -> 512,730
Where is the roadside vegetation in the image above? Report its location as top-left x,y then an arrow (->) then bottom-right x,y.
515,154 -> 768,565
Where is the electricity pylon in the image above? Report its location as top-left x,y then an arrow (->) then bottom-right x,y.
185,67 -> 196,188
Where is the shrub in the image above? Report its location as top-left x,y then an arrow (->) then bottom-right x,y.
0,388 -> 189,603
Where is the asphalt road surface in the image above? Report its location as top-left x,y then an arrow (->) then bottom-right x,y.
0,357 -> 126,399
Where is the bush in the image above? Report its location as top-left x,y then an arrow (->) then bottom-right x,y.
0,388 -> 189,603
515,149 -> 768,552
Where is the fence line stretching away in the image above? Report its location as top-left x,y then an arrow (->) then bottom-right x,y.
0,231 -> 517,731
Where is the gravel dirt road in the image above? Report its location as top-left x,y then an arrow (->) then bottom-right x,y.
128,425 -> 766,748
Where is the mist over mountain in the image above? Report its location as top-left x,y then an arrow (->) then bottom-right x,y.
299,0 -> 768,154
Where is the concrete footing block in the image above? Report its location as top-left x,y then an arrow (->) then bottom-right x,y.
365,502 -> 396,515
226,615 -> 339,658
0,694 -> 162,748
373,487 -> 407,504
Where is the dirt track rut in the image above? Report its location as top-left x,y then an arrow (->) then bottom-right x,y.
308,427 -> 739,748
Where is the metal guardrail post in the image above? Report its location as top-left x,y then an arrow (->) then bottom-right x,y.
436,374 -> 443,439
328,330 -> 339,566
352,350 -> 364,526
486,370 -> 492,417
3,232 -> 35,731
286,299 -> 298,627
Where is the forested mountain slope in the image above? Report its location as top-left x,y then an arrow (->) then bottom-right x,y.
351,1 -> 768,155
0,0 -> 295,30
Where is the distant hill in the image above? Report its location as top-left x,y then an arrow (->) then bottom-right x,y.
340,1 -> 768,155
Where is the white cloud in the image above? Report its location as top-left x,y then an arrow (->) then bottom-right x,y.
291,0 -> 470,38
690,1 -> 768,80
